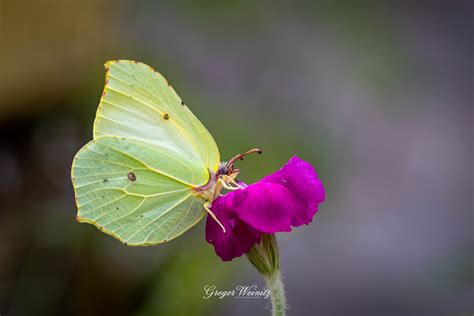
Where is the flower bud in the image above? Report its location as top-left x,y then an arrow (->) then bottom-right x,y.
246,233 -> 280,277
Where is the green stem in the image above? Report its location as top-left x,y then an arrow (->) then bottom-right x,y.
264,270 -> 286,316
246,234 -> 287,316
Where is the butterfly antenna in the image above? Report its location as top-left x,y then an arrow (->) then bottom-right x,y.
227,148 -> 262,174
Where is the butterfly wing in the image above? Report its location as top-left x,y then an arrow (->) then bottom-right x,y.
72,137 -> 209,245
94,60 -> 219,171
71,60 -> 220,245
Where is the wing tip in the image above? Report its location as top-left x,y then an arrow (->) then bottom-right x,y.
103,60 -> 165,79
105,59 -> 147,68
104,59 -> 135,66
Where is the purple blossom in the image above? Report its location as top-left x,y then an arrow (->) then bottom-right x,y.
206,156 -> 325,261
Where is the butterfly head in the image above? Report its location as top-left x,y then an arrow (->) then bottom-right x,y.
217,162 -> 230,176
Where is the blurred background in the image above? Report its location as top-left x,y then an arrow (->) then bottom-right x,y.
0,1 -> 472,315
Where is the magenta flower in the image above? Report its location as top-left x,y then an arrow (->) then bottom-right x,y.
206,156 -> 325,261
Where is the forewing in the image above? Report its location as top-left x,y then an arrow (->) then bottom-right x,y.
72,136 -> 208,245
93,60 -> 220,172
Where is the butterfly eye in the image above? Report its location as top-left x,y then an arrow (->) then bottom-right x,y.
217,163 -> 228,175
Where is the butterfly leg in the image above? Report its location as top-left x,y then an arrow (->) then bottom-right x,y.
222,175 -> 244,189
204,201 -> 226,234
218,178 -> 241,191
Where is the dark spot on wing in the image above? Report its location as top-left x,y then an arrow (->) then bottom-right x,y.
163,113 -> 169,120
181,101 -> 184,106
103,179 -> 108,183
127,172 -> 137,181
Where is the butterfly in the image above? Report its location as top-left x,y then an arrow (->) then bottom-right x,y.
71,60 -> 257,245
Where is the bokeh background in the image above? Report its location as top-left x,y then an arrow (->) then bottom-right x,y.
0,1 -> 472,315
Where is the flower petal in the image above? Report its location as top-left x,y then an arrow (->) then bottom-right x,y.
262,156 -> 325,225
228,181 -> 306,233
205,197 -> 261,261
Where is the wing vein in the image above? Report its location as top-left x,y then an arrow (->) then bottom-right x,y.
99,198 -> 146,226
107,68 -> 203,160
126,194 -> 192,242
80,194 -> 127,217
163,197 -> 196,240
96,141 -> 196,187
74,176 -> 125,189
